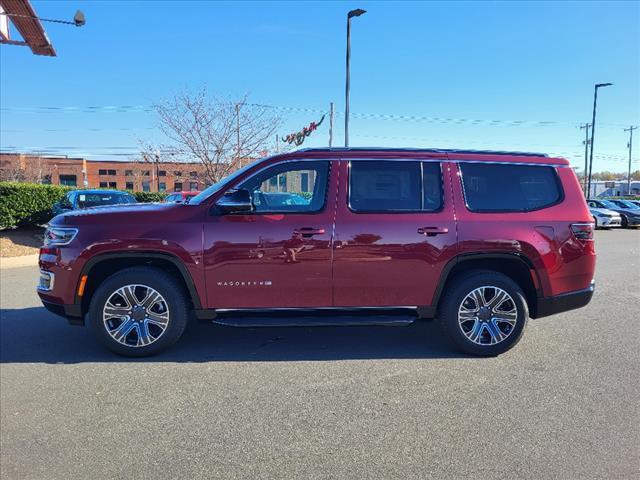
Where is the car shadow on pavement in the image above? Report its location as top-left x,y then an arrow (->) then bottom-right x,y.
0,307 -> 471,363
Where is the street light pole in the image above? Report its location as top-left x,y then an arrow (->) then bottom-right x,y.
345,8 -> 366,147
625,126 -> 637,196
587,82 -> 612,198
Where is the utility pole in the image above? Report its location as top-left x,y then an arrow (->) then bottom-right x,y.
625,126 -> 637,196
580,123 -> 591,196
329,102 -> 334,147
235,103 -> 241,159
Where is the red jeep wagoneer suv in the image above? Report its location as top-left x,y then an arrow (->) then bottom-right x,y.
38,148 -> 595,357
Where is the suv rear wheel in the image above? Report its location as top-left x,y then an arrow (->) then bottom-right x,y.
89,266 -> 189,356
439,271 -> 528,356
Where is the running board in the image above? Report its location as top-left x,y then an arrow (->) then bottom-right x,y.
212,310 -> 418,328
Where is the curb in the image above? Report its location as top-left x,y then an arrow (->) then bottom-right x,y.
0,254 -> 39,269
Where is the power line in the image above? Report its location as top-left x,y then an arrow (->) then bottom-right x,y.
0,103 -> 630,129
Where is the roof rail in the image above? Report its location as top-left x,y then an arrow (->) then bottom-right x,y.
296,147 -> 549,158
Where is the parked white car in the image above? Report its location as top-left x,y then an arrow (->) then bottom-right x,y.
588,205 -> 622,229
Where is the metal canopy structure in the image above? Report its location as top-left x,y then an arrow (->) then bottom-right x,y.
0,0 -> 56,56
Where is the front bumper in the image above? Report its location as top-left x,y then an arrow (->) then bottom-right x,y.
597,216 -> 622,227
534,281 -> 595,318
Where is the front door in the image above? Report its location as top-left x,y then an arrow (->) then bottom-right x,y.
203,160 -> 338,309
332,158 -> 458,307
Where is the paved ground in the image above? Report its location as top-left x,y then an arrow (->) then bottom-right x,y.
1,230 -> 639,480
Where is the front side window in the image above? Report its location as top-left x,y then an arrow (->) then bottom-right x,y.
237,161 -> 329,213
349,161 -> 442,212
460,163 -> 562,212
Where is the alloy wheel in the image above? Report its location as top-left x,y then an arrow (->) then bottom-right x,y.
458,286 -> 518,346
102,284 -> 170,347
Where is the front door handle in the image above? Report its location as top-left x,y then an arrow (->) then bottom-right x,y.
417,226 -> 449,236
294,227 -> 326,237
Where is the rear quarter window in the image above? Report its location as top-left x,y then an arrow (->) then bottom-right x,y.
460,163 -> 563,212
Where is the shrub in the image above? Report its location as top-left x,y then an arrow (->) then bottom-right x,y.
0,183 -> 170,229
132,191 -> 167,203
0,182 -> 72,229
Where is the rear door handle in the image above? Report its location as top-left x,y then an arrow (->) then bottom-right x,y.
417,226 -> 449,236
294,227 -> 326,237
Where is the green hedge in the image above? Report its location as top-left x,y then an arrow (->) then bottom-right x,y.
0,182 -> 169,229
132,191 -> 167,203
0,182 -> 72,229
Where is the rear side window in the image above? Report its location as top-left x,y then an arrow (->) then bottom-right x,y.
460,163 -> 562,212
349,161 -> 442,212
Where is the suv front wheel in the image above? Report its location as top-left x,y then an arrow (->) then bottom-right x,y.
439,271 -> 528,356
89,267 -> 189,357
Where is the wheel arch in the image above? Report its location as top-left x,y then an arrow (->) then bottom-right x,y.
432,253 -> 543,318
76,252 -> 203,317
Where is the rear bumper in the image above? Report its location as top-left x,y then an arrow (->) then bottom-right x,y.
534,281 -> 595,318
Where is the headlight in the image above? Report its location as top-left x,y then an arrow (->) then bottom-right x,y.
44,226 -> 78,246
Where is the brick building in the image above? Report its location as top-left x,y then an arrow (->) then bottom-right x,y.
0,153 -> 250,192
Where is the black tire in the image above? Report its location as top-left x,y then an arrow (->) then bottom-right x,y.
438,270 -> 528,356
88,266 -> 189,357
621,215 -> 629,228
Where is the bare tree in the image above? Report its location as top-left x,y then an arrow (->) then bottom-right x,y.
151,89 -> 281,183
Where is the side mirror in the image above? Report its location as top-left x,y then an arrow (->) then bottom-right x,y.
215,188 -> 253,214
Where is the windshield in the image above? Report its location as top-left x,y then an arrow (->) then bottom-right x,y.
598,200 -> 618,209
612,199 -> 639,209
76,193 -> 136,209
189,160 -> 260,205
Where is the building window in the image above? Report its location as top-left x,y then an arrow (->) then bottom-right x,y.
158,170 -> 167,177
126,181 -> 134,190
99,182 -> 108,188
190,182 -> 198,191
142,170 -> 150,176
142,181 -> 150,192
174,171 -> 182,177
189,171 -> 198,178
42,175 -> 52,185
108,169 -> 116,176
159,182 -> 166,192
98,169 -> 107,175
174,182 -> 183,192
125,170 -> 134,176
59,175 -> 77,186
109,182 -> 117,188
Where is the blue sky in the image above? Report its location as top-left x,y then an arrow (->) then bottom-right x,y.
1,0 -> 638,171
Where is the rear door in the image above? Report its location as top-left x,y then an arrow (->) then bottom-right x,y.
332,158 -> 458,307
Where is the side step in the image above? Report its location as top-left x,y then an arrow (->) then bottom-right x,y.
212,308 -> 418,328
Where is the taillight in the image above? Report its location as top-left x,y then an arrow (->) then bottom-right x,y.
39,247 -> 59,256
571,223 -> 594,241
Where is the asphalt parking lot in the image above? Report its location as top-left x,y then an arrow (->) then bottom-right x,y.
1,229 -> 639,480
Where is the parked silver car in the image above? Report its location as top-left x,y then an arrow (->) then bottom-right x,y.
587,203 -> 622,229
588,199 -> 640,228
